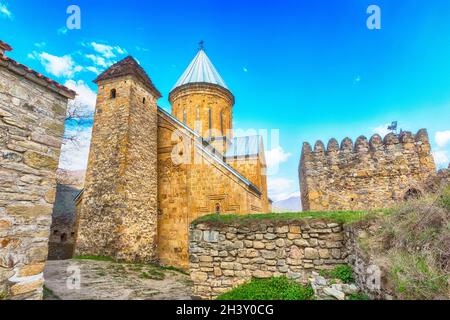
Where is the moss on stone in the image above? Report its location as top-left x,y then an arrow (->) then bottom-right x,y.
193,210 -> 385,226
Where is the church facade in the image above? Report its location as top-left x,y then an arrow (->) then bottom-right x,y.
74,49 -> 271,268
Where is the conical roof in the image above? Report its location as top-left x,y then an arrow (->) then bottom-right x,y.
94,56 -> 162,98
171,50 -> 228,91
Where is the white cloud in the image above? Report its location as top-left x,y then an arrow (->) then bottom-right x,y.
85,54 -> 108,68
433,150 -> 449,166
34,42 -> 46,48
57,27 -> 68,35
33,52 -> 82,78
86,66 -> 101,75
267,177 -> 296,202
91,42 -> 121,59
64,80 -> 97,112
435,130 -> 450,148
59,125 -> 92,171
266,146 -> 291,174
372,123 -> 391,138
0,3 -> 13,19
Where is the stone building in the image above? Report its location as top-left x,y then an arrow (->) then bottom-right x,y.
0,41 -> 75,299
48,184 -> 81,260
299,130 -> 437,211
75,49 -> 271,268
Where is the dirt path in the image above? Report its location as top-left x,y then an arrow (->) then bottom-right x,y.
44,259 -> 193,300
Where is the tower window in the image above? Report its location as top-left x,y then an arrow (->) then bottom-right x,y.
215,203 -> 221,214
183,110 -> 187,124
143,97 -> 146,104
110,89 -> 117,99
220,111 -> 224,135
60,233 -> 67,243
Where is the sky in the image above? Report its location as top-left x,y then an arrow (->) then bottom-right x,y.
1,0 -> 450,202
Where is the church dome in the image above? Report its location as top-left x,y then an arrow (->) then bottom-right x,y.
171,49 -> 228,92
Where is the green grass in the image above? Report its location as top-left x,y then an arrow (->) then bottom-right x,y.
193,210 -> 384,226
217,277 -> 315,300
439,185 -> 450,210
347,293 -> 370,300
43,286 -> 60,300
390,253 -> 449,300
0,291 -> 9,300
159,265 -> 189,275
319,265 -> 355,284
140,266 -> 165,280
73,255 -> 116,262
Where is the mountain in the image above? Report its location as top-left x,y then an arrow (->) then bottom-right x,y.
272,193 -> 302,212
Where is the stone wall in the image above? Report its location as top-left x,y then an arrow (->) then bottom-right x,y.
0,55 -> 73,299
300,130 -> 436,211
189,219 -> 346,299
75,75 -> 159,262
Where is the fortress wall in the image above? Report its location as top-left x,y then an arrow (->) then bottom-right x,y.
0,66 -> 71,299
299,130 -> 436,211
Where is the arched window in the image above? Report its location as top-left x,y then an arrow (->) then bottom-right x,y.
215,203 -> 221,214
110,89 -> 116,99
60,233 -> 67,243
220,111 -> 224,135
196,107 -> 200,120
183,110 -> 187,124
143,97 -> 146,104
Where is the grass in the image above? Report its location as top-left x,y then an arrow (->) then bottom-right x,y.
73,255 -> 116,262
0,291 -> 9,300
319,265 -> 355,284
366,186 -> 450,300
140,267 -> 165,280
43,286 -> 60,300
217,277 -> 315,300
193,210 -> 387,226
347,293 -> 370,300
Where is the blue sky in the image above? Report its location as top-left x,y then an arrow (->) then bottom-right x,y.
1,0 -> 450,201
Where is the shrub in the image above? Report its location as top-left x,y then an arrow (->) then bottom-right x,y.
439,186 -> 450,210
320,265 -> 354,284
217,277 -> 314,300
371,190 -> 450,299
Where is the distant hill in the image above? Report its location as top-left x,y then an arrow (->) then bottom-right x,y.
272,193 -> 302,212
56,169 -> 85,188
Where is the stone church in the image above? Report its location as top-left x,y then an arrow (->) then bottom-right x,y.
75,49 -> 271,268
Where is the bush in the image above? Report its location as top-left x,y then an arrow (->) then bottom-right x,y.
439,186 -> 450,210
320,265 -> 354,284
217,277 -> 314,300
373,191 -> 450,299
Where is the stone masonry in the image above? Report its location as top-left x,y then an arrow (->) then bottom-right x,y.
300,130 -> 436,211
75,52 -> 270,269
0,41 -> 74,299
189,219 -> 346,299
75,57 -> 161,263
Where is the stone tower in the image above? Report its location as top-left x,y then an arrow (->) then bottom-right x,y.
169,49 -> 235,153
75,57 -> 162,262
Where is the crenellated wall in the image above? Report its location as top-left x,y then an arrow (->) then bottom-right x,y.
299,129 -> 436,211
